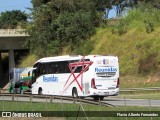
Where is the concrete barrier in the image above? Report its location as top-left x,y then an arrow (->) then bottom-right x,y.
0,29 -> 28,36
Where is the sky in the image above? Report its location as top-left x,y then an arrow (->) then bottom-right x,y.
0,0 -> 32,14
0,0 -> 116,18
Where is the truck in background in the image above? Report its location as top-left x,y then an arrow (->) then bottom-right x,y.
9,67 -> 33,94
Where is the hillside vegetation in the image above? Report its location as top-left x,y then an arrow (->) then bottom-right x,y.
88,26 -> 160,88
20,3 -> 160,88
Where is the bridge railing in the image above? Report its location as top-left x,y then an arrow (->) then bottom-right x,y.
0,29 -> 28,36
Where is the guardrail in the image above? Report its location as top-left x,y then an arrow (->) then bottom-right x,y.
1,87 -> 160,94
0,87 -> 160,108
0,93 -> 115,107
120,87 -> 160,92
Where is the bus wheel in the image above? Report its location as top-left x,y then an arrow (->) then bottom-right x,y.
94,96 -> 99,101
80,97 -> 84,99
38,88 -> 43,95
72,88 -> 78,98
100,96 -> 104,100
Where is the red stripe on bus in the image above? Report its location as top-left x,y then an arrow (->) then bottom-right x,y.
62,56 -> 93,93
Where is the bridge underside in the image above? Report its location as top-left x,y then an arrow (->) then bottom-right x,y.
0,36 -> 28,50
0,36 -> 29,88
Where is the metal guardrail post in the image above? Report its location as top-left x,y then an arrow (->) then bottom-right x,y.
98,98 -> 100,105
30,94 -> 32,103
124,97 -> 127,120
73,98 -> 75,103
149,99 -> 153,120
50,96 -> 53,103
73,98 -> 77,104
12,94 -> 14,101
46,96 -> 47,103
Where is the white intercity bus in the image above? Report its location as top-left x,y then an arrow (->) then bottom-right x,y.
31,55 -> 119,100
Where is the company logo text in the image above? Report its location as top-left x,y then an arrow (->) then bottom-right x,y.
43,75 -> 58,82
95,67 -> 117,73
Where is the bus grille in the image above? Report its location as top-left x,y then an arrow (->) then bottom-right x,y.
96,72 -> 116,77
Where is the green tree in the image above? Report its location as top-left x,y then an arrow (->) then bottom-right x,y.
27,5 -> 56,56
31,0 -> 50,7
0,10 -> 27,29
28,0 -> 99,56
54,11 -> 95,50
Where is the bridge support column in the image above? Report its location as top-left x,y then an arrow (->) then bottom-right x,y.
0,52 -> 2,81
9,49 -> 15,70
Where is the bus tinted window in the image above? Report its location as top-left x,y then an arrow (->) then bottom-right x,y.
71,65 -> 89,73
37,61 -> 70,75
36,59 -> 90,76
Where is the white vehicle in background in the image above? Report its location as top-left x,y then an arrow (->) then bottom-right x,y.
9,67 -> 33,94
31,55 -> 119,100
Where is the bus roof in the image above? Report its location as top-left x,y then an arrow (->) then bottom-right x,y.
35,55 -> 118,64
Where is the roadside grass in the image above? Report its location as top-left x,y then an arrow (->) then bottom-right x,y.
0,101 -> 160,120
120,75 -> 160,88
1,53 -> 8,58
89,27 -> 160,76
18,54 -> 39,67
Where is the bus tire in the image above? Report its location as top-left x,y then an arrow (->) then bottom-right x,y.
72,88 -> 78,98
100,96 -> 104,100
80,97 -> 84,99
38,88 -> 43,95
93,96 -> 99,101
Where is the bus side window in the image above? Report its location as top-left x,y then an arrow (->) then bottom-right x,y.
54,62 -> 63,73
34,63 -> 41,78
65,65 -> 70,73
46,63 -> 53,74
35,63 -> 43,78
75,66 -> 82,73
55,64 -> 62,73
60,62 -> 69,73
32,69 -> 37,84
39,63 -> 46,75
53,61 -> 70,73
52,66 -> 57,73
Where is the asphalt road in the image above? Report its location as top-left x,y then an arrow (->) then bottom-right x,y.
0,95 -> 160,107
103,97 -> 160,107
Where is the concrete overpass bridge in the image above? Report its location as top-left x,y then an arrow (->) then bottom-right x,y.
0,29 -> 29,87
